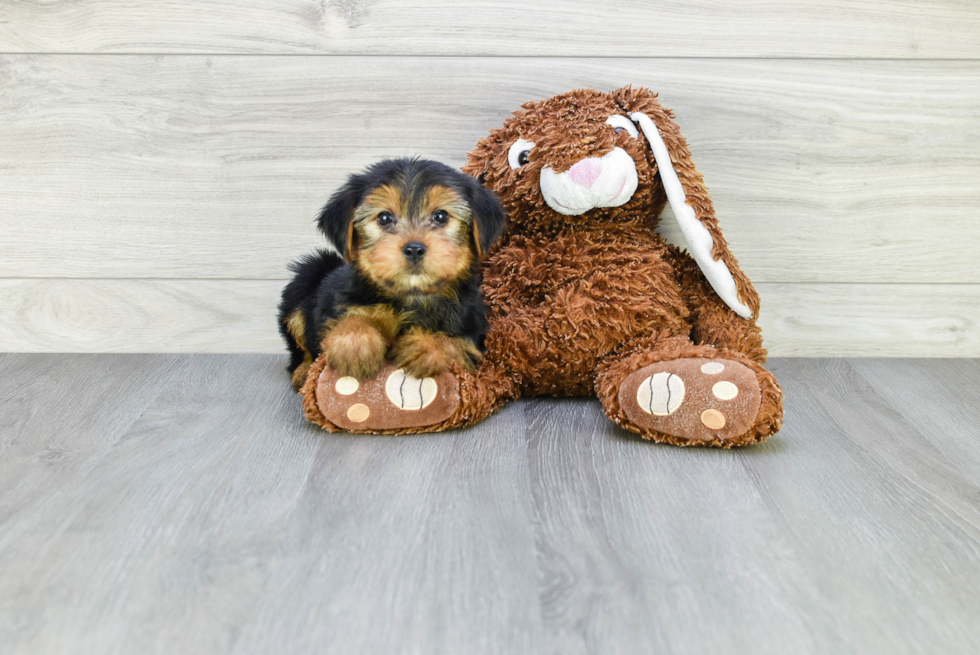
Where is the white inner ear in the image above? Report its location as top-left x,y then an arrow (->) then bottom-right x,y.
629,111 -> 753,319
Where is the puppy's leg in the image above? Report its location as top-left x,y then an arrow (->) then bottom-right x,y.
390,327 -> 483,380
284,310 -> 315,391
321,305 -> 403,380
279,249 -> 347,390
302,316 -> 522,434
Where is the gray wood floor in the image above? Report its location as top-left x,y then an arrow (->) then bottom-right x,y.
1,355 -> 979,654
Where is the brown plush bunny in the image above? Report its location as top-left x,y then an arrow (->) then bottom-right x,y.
302,86 -> 783,447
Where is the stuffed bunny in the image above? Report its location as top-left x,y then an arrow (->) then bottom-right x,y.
302,86 -> 783,447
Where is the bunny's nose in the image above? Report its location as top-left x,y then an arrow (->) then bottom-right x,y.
567,158 -> 603,188
403,241 -> 427,263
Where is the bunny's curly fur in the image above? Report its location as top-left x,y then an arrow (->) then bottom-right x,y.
301,88 -> 783,446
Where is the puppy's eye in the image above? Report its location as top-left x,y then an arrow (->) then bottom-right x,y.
377,211 -> 395,227
432,209 -> 449,225
605,115 -> 640,139
507,138 -> 536,169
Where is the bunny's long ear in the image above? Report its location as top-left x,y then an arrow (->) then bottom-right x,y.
618,90 -> 759,319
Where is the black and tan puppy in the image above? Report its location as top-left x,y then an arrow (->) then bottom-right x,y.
279,158 -> 507,391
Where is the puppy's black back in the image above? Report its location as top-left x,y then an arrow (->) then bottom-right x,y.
277,249 -> 345,371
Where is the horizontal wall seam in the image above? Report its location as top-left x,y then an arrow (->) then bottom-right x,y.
1,53 -> 980,62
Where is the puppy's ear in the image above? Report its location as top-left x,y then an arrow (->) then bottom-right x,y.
462,176 -> 507,260
316,177 -> 366,263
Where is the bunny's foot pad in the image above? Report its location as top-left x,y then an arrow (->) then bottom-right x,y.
619,358 -> 762,443
315,363 -> 459,431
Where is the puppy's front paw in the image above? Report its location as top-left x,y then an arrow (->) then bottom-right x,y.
391,329 -> 481,380
322,324 -> 388,380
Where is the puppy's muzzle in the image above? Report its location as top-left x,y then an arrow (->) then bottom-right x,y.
403,241 -> 427,264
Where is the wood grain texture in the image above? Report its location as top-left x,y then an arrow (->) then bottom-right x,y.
848,358 -> 980,478
0,279 -> 278,353
1,55 -> 978,284
1,279 -> 978,356
1,0 -> 979,58
1,355 -> 979,653
0,354 -> 539,654
757,283 -> 980,357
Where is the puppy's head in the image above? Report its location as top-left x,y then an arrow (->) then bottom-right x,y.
317,158 -> 505,298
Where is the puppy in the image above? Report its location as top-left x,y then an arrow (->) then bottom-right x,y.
279,158 -> 507,391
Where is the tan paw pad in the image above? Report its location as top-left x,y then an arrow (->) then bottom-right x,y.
347,403 -> 371,422
700,409 -> 726,429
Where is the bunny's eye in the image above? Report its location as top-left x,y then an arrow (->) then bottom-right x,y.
508,138 -> 536,169
605,115 -> 640,139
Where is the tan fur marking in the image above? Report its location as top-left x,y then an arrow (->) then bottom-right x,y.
421,186 -> 470,223
342,304 -> 405,340
285,310 -> 307,350
320,305 -> 406,379
391,327 -> 482,379
357,236 -> 406,285
291,358 -> 312,391
423,236 -> 472,286
350,180 -> 478,297
286,310 -> 314,391
356,224 -> 472,297
358,184 -> 407,220
345,218 -> 355,262
352,184 -> 409,259
471,216 -> 485,259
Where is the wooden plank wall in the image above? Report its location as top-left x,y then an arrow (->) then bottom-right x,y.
1,1 -> 978,356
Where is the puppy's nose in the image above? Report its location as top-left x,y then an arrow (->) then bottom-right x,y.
403,241 -> 427,263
